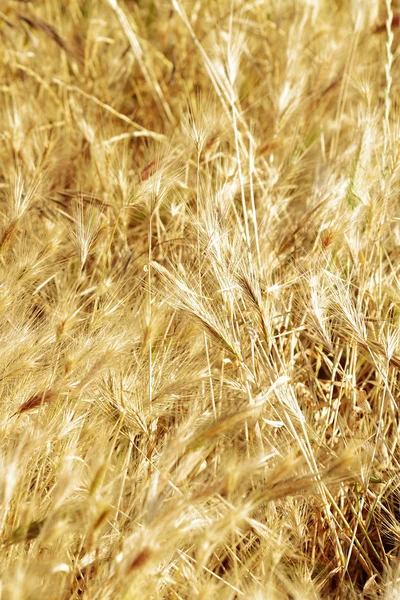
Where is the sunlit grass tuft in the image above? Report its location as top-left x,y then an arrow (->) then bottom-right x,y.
0,0 -> 399,598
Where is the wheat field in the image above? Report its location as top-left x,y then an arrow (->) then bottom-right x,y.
1,1 -> 400,598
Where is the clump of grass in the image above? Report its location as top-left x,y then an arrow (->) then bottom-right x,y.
0,0 -> 400,598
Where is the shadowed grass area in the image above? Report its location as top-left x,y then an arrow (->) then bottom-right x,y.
0,0 -> 399,598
